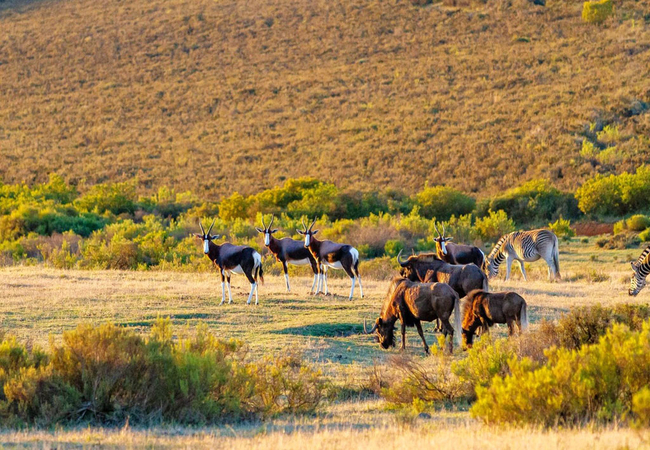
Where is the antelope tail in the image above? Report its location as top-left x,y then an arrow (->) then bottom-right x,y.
520,302 -> 529,331
453,293 -> 462,348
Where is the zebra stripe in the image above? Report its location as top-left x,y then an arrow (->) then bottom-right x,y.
487,229 -> 561,281
629,245 -> 650,296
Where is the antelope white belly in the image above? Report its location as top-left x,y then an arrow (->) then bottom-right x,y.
323,261 -> 343,269
289,258 -> 311,266
228,265 -> 244,275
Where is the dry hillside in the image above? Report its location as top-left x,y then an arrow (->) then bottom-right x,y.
0,0 -> 649,199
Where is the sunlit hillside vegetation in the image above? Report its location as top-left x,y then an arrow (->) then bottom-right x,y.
1,0 -> 649,199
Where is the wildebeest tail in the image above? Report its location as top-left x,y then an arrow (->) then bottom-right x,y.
520,301 -> 529,331
453,292 -> 461,348
552,237 -> 561,280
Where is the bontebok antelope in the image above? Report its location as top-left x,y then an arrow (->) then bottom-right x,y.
256,215 -> 319,293
297,218 -> 363,300
433,222 -> 486,272
194,220 -> 263,305
629,244 -> 650,296
486,229 -> 560,281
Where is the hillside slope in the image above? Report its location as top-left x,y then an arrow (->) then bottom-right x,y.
0,0 -> 649,199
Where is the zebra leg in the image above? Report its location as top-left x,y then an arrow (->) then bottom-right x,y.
505,256 -> 513,281
518,260 -> 528,281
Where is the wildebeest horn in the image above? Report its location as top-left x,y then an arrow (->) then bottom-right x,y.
207,219 -> 215,236
199,220 -> 205,235
364,319 -> 377,334
434,222 -> 441,236
397,249 -> 409,267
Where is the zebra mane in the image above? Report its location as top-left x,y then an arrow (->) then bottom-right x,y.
488,234 -> 509,258
634,245 -> 650,268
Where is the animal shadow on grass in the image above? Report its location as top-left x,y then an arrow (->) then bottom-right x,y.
274,322 -> 363,337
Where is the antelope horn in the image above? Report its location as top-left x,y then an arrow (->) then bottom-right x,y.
261,215 -> 267,230
269,215 -> 275,229
309,217 -> 317,231
301,217 -> 307,231
199,220 -> 205,235
364,319 -> 377,334
442,223 -> 446,238
397,249 -> 409,267
207,219 -> 216,236
434,221 -> 441,236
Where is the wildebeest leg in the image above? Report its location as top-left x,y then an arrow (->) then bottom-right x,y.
517,260 -> 528,281
440,318 -> 455,353
400,322 -> 407,351
415,321 -> 430,355
507,318 -> 515,336
226,274 -> 233,304
282,261 -> 290,292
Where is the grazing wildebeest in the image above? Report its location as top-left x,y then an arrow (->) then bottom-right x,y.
629,244 -> 650,296
397,251 -> 488,298
461,289 -> 528,348
298,218 -> 363,300
486,229 -> 561,281
256,215 -> 319,293
364,277 -> 461,354
433,222 -> 486,272
194,220 -> 263,305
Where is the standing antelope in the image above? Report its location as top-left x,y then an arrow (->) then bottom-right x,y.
297,218 -> 363,300
486,229 -> 560,281
433,222 -> 486,272
256,215 -> 319,293
194,220 -> 264,305
629,244 -> 650,296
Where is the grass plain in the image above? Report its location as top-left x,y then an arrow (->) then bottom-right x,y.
1,0 -> 649,198
0,238 -> 649,447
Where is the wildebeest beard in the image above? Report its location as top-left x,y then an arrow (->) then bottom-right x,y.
377,324 -> 395,349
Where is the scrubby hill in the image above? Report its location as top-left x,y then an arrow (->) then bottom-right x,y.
0,0 -> 649,199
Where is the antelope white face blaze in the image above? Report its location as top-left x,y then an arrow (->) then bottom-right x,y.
440,241 -> 447,255
264,232 -> 270,246
304,234 -> 311,247
203,239 -> 210,254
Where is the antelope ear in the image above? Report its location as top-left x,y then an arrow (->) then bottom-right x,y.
192,233 -> 203,239
271,229 -> 278,234
446,237 -> 454,241
210,234 -> 220,240
312,229 -> 319,235
296,229 -> 304,235
255,228 -> 264,233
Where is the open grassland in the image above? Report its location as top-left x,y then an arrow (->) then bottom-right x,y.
1,0 -> 649,197
0,239 -> 649,447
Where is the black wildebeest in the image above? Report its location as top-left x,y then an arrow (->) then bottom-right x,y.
297,218 -> 363,300
364,277 -> 461,354
397,251 -> 488,298
461,289 -> 528,348
432,222 -> 486,272
256,215 -> 319,293
194,220 -> 264,305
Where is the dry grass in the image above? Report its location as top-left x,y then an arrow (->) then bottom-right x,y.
1,0 -> 649,197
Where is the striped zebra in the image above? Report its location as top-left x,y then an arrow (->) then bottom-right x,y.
486,229 -> 561,281
629,245 -> 650,296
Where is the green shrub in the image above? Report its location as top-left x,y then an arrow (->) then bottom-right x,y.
384,239 -> 404,257
75,182 -> 137,215
633,386 -> 650,428
576,166 -> 650,216
582,0 -> 615,24
472,321 -> 650,426
627,215 -> 650,232
474,210 -> 515,242
218,192 -> 252,221
640,228 -> 650,242
414,186 -> 475,221
548,217 -> 575,240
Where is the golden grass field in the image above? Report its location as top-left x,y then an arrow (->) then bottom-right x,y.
1,238 -> 649,447
1,0 -> 649,197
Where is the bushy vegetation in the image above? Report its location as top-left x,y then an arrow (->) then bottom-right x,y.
575,166 -> 650,217
1,0 -> 649,198
582,0 -> 615,24
0,320 -> 328,426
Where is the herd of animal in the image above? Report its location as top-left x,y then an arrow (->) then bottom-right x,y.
195,216 -> 650,352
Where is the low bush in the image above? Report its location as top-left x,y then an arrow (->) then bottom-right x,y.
0,321 -> 329,426
595,232 -> 641,250
474,210 -> 515,243
582,0 -> 615,24
640,228 -> 650,242
472,321 -> 650,426
415,186 -> 475,221
576,166 -> 650,216
548,217 -> 575,240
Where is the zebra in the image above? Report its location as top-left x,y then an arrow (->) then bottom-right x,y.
629,245 -> 650,296
486,229 -> 561,281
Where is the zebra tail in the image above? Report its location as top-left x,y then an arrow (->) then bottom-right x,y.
553,237 -> 561,280
453,293 -> 462,348
520,301 -> 529,331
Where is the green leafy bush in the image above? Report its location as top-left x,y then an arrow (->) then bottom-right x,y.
415,186 -> 475,221
548,217 -> 575,241
576,166 -> 650,216
640,228 -> 650,242
472,321 -> 650,426
626,215 -> 650,232
474,210 -> 515,242
75,182 -> 137,215
582,0 -> 614,24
